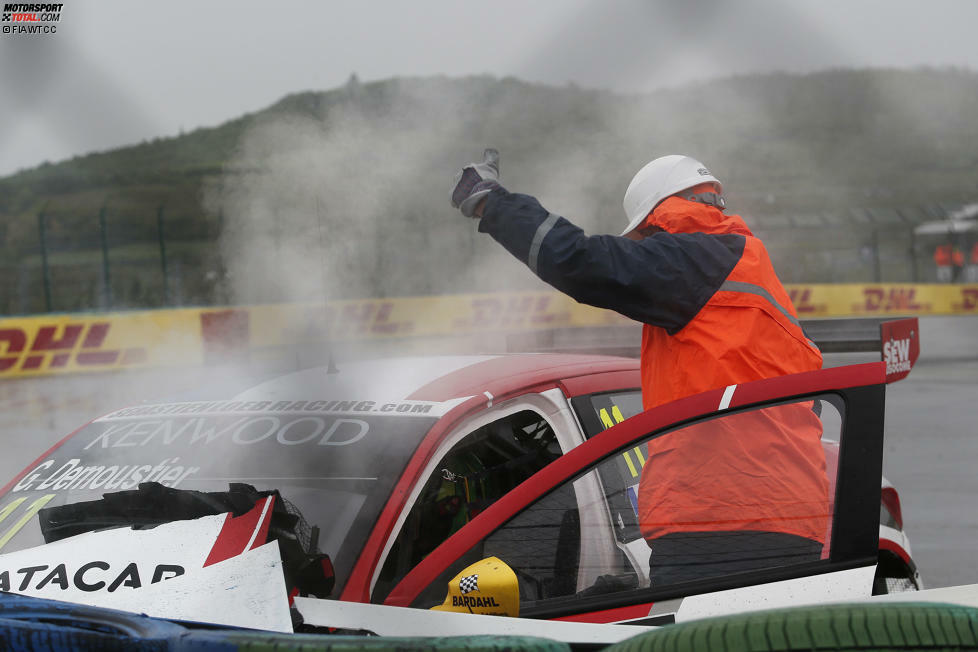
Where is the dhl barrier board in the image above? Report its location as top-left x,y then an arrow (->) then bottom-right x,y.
787,284 -> 978,317
1,285 -> 976,378
0,309 -> 205,378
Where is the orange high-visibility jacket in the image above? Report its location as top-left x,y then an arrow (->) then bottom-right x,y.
639,198 -> 823,409
479,190 -> 829,543
934,245 -> 952,266
952,248 -> 965,267
635,198 -> 828,543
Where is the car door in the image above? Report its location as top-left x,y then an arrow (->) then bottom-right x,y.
384,362 -> 886,623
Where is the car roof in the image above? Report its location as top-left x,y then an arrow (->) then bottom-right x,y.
230,353 -> 639,405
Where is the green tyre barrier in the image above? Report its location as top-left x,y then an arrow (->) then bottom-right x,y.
177,632 -> 572,652
608,603 -> 978,652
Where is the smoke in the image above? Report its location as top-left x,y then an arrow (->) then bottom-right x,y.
208,77 -> 672,315
214,80 -> 486,306
208,68 -> 978,339
208,76 -> 592,366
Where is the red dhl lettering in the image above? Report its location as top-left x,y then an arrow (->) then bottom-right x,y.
333,301 -> 412,336
328,302 -> 413,338
0,323 -> 146,374
787,288 -> 822,314
287,303 -> 414,342
453,296 -> 571,330
952,288 -> 978,312
201,304 -> 414,360
859,288 -> 925,313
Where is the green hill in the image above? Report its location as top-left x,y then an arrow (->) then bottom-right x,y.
3,69 -> 977,314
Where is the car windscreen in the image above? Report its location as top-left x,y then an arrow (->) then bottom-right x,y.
0,399 -> 441,596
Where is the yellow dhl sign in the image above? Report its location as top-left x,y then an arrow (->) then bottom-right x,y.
787,284 -> 978,317
0,309 -> 205,378
1,285 -> 976,378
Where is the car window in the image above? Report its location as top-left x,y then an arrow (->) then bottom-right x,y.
573,389 -> 644,438
410,394 -> 844,613
0,402 -> 441,599
371,409 -> 563,602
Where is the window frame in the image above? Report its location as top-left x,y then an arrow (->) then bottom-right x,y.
570,388 -> 643,441
368,388 -> 589,601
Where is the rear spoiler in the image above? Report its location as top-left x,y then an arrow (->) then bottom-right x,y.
807,317 -> 919,383
505,317 -> 919,383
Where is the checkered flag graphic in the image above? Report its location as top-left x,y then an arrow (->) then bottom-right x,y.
458,573 -> 479,594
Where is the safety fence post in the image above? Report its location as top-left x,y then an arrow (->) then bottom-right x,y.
909,225 -> 919,283
871,228 -> 882,282
157,202 -> 169,306
37,206 -> 53,313
98,200 -> 113,309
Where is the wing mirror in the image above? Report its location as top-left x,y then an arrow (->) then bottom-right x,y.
430,556 -> 519,617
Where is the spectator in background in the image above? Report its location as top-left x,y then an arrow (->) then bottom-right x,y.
934,244 -> 952,283
965,242 -> 978,283
952,245 -> 965,283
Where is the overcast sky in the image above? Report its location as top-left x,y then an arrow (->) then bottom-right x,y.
1,0 -> 977,177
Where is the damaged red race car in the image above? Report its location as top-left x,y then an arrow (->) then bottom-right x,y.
0,318 -> 921,643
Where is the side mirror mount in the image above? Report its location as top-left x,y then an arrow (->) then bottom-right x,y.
430,556 -> 519,617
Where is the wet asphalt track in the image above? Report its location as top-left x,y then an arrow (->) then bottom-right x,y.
0,317 -> 975,589
880,358 -> 978,589
819,316 -> 978,589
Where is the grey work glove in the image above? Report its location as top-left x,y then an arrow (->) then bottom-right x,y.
451,148 -> 501,217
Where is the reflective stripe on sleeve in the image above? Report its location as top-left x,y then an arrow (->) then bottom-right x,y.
719,280 -> 801,327
528,213 -> 560,274
718,280 -> 820,351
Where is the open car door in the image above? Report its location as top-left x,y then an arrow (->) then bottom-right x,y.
383,360 -> 887,626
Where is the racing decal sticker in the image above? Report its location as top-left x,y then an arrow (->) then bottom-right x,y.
0,494 -> 55,552
100,399 -> 443,420
458,573 -> 478,594
0,504 -> 292,631
0,508 -> 226,599
450,594 -> 501,608
11,457 -> 199,493
597,404 -> 646,478
452,574 -> 501,607
598,404 -> 626,429
203,496 -> 275,567
0,560 -> 184,593
880,318 -> 919,383
718,384 -> 737,410
84,415 -> 371,449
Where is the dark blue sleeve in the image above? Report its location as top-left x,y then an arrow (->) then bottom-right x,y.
478,188 -> 745,334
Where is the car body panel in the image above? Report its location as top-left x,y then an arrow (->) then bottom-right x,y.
0,348 -> 919,632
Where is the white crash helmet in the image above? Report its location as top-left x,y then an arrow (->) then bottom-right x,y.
621,155 -> 723,236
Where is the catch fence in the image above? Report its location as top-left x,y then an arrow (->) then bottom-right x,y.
2,201 -> 975,316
